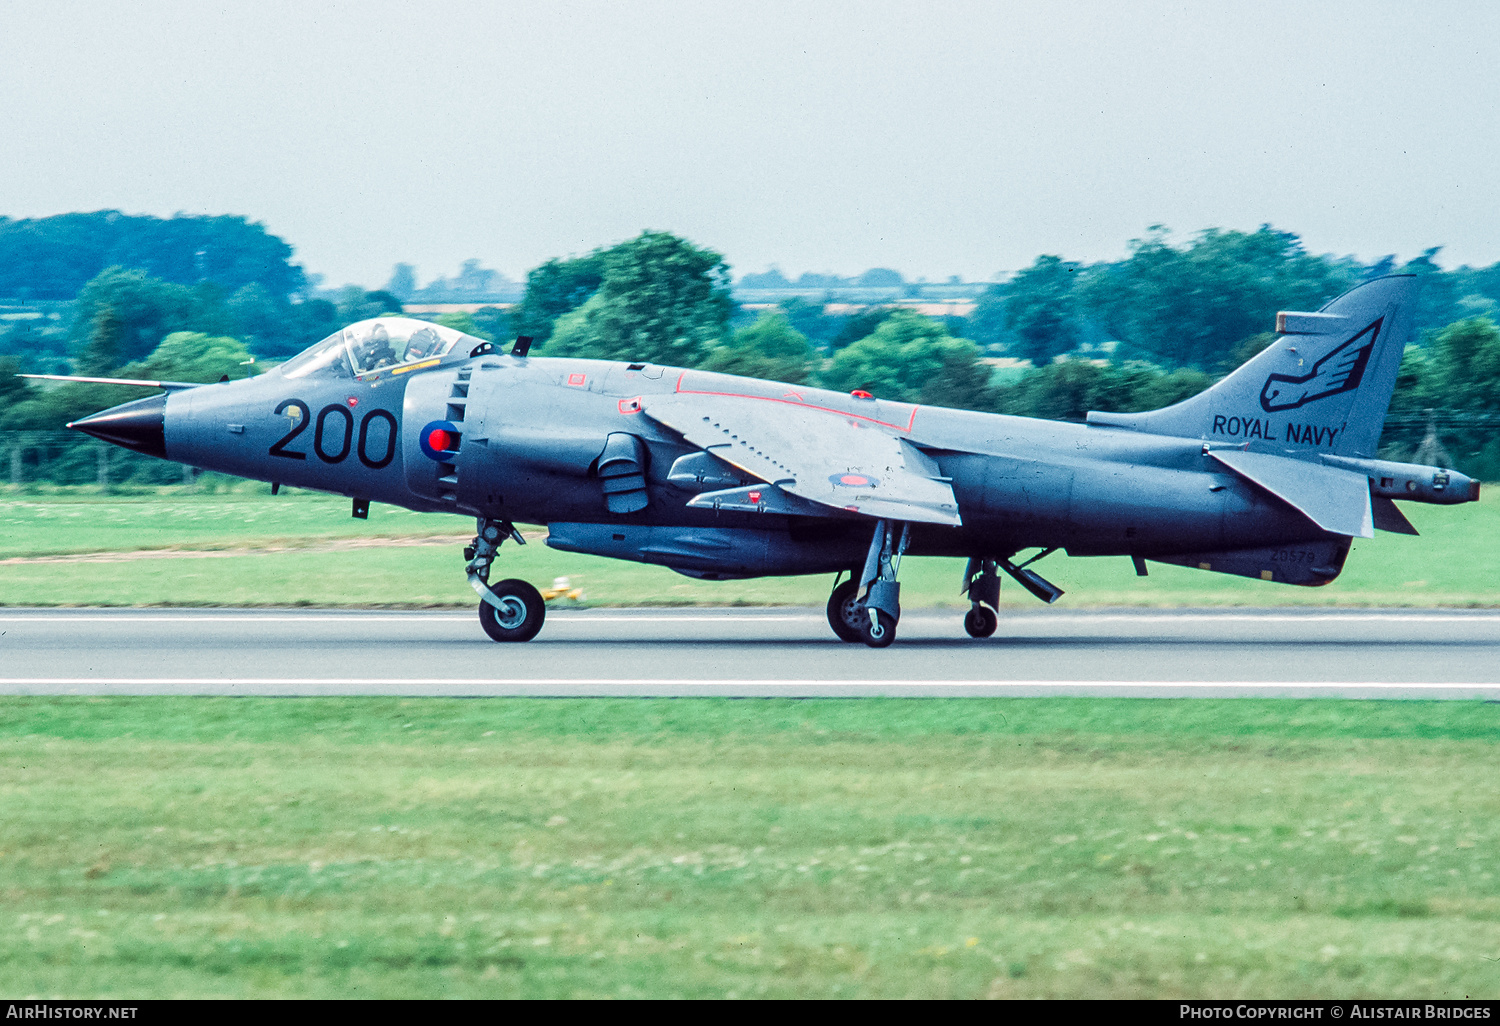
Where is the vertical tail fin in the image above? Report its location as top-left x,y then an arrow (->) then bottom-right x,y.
1085,275 -> 1416,457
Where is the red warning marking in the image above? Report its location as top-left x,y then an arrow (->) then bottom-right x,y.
748,490 -> 762,503
673,372 -> 919,432
850,390 -> 873,399
567,373 -> 587,386
618,397 -> 642,414
346,396 -> 359,407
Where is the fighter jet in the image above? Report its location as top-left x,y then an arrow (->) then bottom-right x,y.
49,274 -> 1479,647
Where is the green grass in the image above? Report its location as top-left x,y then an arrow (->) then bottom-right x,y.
0,487 -> 454,558
2,697 -> 1498,998
2,487 -> 1498,607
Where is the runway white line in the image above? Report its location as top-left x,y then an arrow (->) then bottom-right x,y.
0,614 -> 809,623
999,613 -> 1500,624
1,612 -> 1498,624
2,678 -> 1495,689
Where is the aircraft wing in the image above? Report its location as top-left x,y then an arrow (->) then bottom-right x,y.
641,392 -> 962,525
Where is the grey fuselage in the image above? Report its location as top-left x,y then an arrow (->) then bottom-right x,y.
163,347 -> 1335,582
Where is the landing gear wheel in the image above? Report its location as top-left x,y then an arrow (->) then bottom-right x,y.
477,578 -> 546,642
827,579 -> 865,643
861,609 -> 898,649
964,605 -> 998,638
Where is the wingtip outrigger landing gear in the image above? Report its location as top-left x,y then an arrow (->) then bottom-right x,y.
825,519 -> 909,648
466,518 -> 545,642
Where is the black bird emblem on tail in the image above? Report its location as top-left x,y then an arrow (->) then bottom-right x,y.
1259,318 -> 1381,413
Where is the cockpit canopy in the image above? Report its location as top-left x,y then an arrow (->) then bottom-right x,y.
270,317 -> 480,381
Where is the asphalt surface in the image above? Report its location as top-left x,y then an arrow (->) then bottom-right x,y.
1,607 -> 1498,698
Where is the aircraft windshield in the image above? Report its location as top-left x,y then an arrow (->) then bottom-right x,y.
271,318 -> 471,380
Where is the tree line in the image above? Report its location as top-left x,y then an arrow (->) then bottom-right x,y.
973,226 -> 1500,369
0,211 -> 304,303
3,214 -> 1500,485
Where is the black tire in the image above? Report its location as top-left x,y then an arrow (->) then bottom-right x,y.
964,605 -> 998,638
861,609 -> 898,649
826,578 -> 865,643
477,578 -> 546,642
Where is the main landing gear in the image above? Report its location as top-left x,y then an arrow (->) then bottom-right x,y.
825,519 -> 908,648
826,547 -> 1067,644
826,577 -> 865,644
956,549 -> 1067,639
466,518 -> 545,642
961,557 -> 1001,638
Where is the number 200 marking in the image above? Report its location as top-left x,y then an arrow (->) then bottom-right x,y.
269,400 -> 398,470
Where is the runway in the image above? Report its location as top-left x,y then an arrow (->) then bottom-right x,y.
1,606 -> 1498,698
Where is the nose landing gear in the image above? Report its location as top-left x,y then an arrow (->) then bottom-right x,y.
466,518 -> 545,642
477,579 -> 545,642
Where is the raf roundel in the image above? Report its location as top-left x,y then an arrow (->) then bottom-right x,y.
419,420 -> 461,461
829,472 -> 879,488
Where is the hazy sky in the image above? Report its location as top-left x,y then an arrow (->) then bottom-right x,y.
4,1 -> 1498,288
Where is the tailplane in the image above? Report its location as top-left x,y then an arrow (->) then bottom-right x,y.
1086,275 -> 1416,457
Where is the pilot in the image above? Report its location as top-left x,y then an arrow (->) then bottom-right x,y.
359,323 -> 397,371
404,327 -> 442,362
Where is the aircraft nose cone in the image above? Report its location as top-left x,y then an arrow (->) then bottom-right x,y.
68,393 -> 168,458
